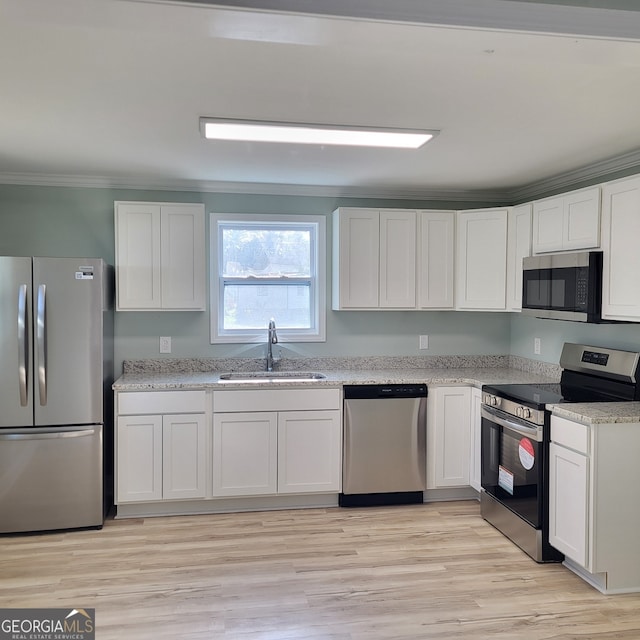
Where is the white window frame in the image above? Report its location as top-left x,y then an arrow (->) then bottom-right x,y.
210,213 -> 326,343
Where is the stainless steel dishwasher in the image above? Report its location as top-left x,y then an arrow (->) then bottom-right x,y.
340,384 -> 427,507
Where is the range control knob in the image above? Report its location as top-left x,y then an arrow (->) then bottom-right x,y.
483,394 -> 501,407
515,406 -> 532,419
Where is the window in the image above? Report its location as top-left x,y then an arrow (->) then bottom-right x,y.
210,213 -> 326,343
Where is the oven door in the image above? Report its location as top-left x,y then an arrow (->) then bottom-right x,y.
481,406 -> 543,528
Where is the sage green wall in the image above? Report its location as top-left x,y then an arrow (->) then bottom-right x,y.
0,183 -> 515,375
510,315 -> 640,364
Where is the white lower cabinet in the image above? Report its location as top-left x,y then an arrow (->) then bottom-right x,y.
548,414 -> 640,594
212,389 -> 342,498
212,412 -> 278,496
427,386 -> 472,489
116,391 -> 207,504
469,387 -> 482,492
548,440 -> 589,566
278,411 -> 342,494
117,412 -> 207,503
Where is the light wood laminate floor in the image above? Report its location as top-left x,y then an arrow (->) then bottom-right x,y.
2,501 -> 640,639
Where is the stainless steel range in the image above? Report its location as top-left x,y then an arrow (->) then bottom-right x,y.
480,342 -> 640,562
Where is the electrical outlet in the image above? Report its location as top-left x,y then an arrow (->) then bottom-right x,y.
159,336 -> 172,354
534,337 -> 541,355
419,335 -> 429,350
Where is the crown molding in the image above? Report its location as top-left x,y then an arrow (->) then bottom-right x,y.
0,172 -> 507,204
149,0 -> 640,40
505,148 -> 640,203
1,148 -> 640,205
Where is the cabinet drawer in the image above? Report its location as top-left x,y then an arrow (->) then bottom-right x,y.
213,388 -> 341,413
551,415 -> 589,455
118,390 -> 206,415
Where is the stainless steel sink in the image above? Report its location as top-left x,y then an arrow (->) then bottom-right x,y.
218,371 -> 327,383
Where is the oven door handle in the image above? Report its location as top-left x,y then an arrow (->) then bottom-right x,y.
481,407 -> 542,442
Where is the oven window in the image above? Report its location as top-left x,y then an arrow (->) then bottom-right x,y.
481,417 -> 542,528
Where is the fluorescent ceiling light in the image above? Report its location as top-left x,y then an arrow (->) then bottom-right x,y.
200,118 -> 438,149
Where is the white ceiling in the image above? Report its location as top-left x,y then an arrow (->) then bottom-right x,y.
3,0 -> 640,202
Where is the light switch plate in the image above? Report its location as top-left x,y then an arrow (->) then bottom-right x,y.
159,336 -> 172,353
419,335 -> 429,350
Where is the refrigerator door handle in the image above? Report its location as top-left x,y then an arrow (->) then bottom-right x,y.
17,284 -> 29,406
36,284 -> 47,406
0,428 -> 97,441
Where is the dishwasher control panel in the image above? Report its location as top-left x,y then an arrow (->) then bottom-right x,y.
343,384 -> 427,399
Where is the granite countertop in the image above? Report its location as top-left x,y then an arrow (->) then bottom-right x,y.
551,402 -> 640,425
112,355 -> 640,424
112,365 -> 559,391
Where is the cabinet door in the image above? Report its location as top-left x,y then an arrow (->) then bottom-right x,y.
379,210 -> 416,308
277,410 -> 342,494
162,413 -> 207,500
601,176 -> 640,321
469,387 -> 482,492
116,415 -> 163,503
455,209 -> 508,310
506,204 -> 532,311
417,210 -> 455,309
548,442 -> 589,567
427,386 -> 471,488
532,197 -> 564,254
115,202 -> 162,310
160,204 -> 206,310
563,187 -> 600,251
533,187 -> 600,254
332,209 -> 379,309
212,412 -> 278,496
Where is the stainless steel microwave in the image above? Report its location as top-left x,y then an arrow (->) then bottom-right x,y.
521,251 -> 604,322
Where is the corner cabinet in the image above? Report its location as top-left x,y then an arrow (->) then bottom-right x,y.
212,388 -> 342,497
506,203 -> 532,311
601,175 -> 640,321
455,208 -> 508,310
532,186 -> 600,254
115,201 -> 206,311
115,390 -> 208,503
332,208 -> 416,309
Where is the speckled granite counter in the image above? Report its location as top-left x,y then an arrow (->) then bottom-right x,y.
551,402 -> 640,425
113,356 -> 561,391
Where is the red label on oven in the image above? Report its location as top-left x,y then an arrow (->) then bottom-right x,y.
519,438 -> 535,470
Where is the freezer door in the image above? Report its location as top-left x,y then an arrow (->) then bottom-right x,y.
33,258 -> 105,426
0,425 -> 104,533
0,257 -> 33,428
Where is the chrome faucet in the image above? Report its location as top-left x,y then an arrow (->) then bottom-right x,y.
266,318 -> 278,372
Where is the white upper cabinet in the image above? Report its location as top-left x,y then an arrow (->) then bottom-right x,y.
417,210 -> 455,309
506,203 -> 532,311
601,175 -> 640,321
332,208 -> 416,309
532,186 -> 600,254
379,210 -> 417,308
115,201 -> 205,311
455,208 -> 508,310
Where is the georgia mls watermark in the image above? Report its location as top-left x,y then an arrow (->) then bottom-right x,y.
0,608 -> 95,640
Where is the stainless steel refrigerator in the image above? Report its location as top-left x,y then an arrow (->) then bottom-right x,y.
0,257 -> 114,533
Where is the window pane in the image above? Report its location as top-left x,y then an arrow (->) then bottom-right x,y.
223,284 -> 311,330
221,226 -> 311,277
